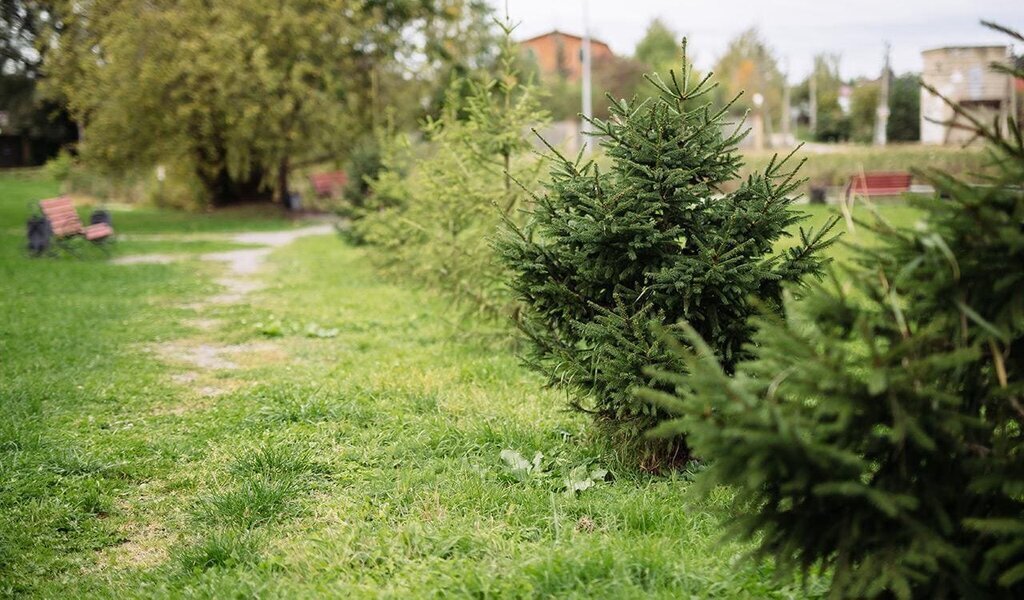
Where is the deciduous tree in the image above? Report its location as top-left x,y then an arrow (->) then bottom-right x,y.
42,0 -> 493,205
714,28 -> 783,128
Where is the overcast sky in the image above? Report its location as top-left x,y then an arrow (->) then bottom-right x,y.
494,0 -> 1024,82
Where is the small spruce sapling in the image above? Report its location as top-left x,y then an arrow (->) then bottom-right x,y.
356,18 -> 548,321
497,41 -> 838,462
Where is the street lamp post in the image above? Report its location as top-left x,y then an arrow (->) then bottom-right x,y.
581,0 -> 593,155
752,92 -> 765,151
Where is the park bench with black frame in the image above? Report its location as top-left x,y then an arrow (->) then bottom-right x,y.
309,171 -> 348,199
38,196 -> 115,256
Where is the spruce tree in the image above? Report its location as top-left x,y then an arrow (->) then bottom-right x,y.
356,18 -> 547,321
645,24 -> 1024,597
497,42 -> 838,461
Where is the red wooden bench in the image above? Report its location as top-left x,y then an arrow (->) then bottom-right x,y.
309,171 -> 348,199
39,196 -> 114,255
839,171 -> 914,232
846,171 -> 913,198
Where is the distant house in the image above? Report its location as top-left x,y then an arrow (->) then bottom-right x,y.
519,30 -> 614,82
920,45 -> 1015,145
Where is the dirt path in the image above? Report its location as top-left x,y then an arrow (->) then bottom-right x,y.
113,224 -> 334,401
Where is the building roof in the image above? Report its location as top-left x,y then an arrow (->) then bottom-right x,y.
922,45 -> 1008,55
518,30 -> 612,51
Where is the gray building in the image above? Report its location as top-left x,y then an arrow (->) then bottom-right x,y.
920,45 -> 1015,145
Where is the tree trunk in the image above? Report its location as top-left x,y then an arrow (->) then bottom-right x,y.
275,156 -> 290,204
196,163 -> 272,207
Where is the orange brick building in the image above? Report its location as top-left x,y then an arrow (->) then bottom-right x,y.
519,30 -> 614,82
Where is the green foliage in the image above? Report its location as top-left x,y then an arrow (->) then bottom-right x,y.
497,43 -> 838,460
630,20 -> 708,115
741,144 -> 991,190
341,135 -> 382,210
848,73 -> 921,144
647,30 -> 1024,598
175,529 -> 263,572
354,19 -> 548,321
0,72 -> 77,163
849,81 -> 880,144
814,105 -> 851,142
544,56 -> 653,122
714,28 -> 784,126
1,1 -> 42,75
536,20 -> 680,124
42,149 -> 73,183
888,73 -> 921,142
42,0 -> 495,205
0,171 -> 838,596
412,0 -> 504,121
361,132 -> 417,216
635,19 -> 681,78
145,161 -> 209,211
594,56 -> 652,119
538,77 -> 584,122
796,54 -> 850,142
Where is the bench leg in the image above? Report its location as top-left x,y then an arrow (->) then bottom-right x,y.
93,237 -> 114,256
58,238 -> 77,258
55,237 -> 84,258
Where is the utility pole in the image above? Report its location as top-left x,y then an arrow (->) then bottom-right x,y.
874,42 -> 891,146
781,59 -> 792,145
581,0 -> 593,155
1005,46 -> 1016,136
809,63 -> 818,138
752,93 -> 765,151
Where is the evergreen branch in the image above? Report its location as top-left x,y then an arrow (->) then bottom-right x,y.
920,81 -> 1017,157
530,127 -> 578,173
981,20 -> 1024,43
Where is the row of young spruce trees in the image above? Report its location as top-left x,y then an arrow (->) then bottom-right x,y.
351,19 -> 1024,599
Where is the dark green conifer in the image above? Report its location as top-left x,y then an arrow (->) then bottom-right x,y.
497,42 -> 837,460
646,24 -> 1024,597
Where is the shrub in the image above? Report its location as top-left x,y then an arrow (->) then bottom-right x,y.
42,150 -> 74,185
145,160 -> 208,210
887,73 -> 921,142
354,19 -> 547,321
496,42 -> 838,462
341,134 -> 383,213
646,26 -> 1024,597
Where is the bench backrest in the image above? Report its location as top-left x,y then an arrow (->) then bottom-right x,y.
39,197 -> 84,238
310,171 -> 348,197
849,172 -> 912,196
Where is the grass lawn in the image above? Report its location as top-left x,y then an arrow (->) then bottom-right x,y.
741,143 -> 990,187
0,170 -> 920,597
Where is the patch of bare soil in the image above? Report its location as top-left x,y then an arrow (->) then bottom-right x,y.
184,318 -> 222,331
122,225 -> 333,406
91,521 -> 175,571
153,340 -> 286,372
111,253 -> 185,265
153,342 -> 240,370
